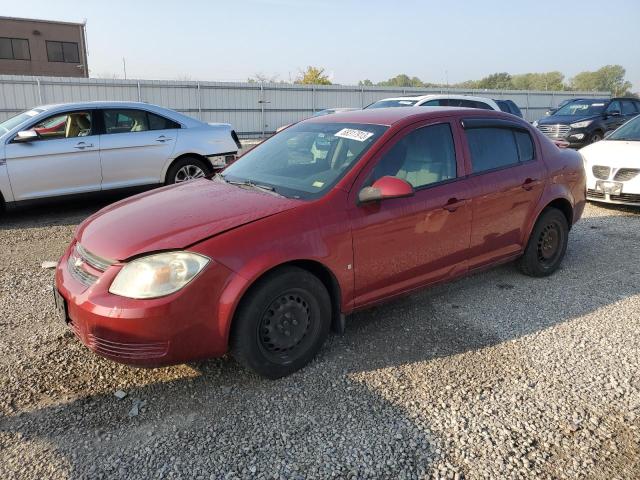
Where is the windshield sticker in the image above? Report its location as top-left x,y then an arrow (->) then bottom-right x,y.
335,128 -> 374,142
312,181 -> 325,188
592,103 -> 605,106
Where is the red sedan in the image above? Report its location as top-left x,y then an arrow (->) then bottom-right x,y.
55,108 -> 586,378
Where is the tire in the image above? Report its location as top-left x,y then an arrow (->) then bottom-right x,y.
518,208 -> 569,277
165,156 -> 212,185
230,266 -> 331,379
589,131 -> 603,144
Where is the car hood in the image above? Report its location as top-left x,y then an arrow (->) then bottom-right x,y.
76,179 -> 302,261
538,114 -> 599,126
580,140 -> 640,168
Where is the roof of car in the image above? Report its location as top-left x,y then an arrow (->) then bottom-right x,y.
372,93 -> 496,103
303,106 -> 510,127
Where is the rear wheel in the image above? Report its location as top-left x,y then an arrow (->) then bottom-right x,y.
518,208 -> 569,277
230,267 -> 331,379
165,156 -> 211,185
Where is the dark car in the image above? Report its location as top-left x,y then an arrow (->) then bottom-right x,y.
494,99 -> 523,118
534,97 -> 640,148
55,107 -> 586,378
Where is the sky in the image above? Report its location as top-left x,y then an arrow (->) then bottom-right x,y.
3,0 -> 640,90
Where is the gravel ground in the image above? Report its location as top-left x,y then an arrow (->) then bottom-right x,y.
0,199 -> 639,480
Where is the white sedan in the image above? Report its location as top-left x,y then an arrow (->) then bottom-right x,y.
581,115 -> 640,206
0,102 -> 240,209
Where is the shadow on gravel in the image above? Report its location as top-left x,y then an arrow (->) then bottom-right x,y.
1,211 -> 639,478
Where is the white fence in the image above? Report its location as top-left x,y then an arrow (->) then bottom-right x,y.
0,75 -> 609,137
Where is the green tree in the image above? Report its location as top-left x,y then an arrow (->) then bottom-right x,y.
570,65 -> 632,95
511,71 -> 565,91
476,72 -> 513,90
377,74 -> 425,87
295,66 -> 332,85
358,79 -> 374,86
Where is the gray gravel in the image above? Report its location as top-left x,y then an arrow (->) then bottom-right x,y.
0,199 -> 639,479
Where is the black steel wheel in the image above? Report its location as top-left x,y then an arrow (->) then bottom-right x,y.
518,208 -> 569,277
231,267 -> 331,378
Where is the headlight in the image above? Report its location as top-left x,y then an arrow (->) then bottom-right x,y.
109,252 -> 210,299
570,120 -> 593,129
532,120 -> 539,127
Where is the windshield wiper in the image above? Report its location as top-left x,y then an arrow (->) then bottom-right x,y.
218,175 -> 284,197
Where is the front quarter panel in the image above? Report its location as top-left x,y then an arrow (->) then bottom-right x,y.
0,142 -> 14,203
188,190 -> 354,345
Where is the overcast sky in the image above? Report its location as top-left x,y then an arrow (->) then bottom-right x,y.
3,0 -> 639,89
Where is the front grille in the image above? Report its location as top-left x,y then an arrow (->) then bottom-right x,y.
592,165 -> 611,180
610,193 -> 640,204
87,334 -> 169,360
68,244 -> 112,287
538,124 -> 571,138
587,189 -> 605,199
75,244 -> 115,271
614,168 -> 640,182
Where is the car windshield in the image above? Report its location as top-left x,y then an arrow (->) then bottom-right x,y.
553,100 -> 606,117
366,99 -> 418,109
0,109 -> 44,133
607,116 -> 640,142
222,122 -> 387,199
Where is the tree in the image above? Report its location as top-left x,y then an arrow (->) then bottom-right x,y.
247,73 -> 281,83
358,79 -> 374,86
511,71 -> 565,91
570,65 -> 632,95
476,72 -> 513,90
295,66 -> 331,85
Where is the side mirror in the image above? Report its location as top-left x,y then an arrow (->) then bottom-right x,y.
610,110 -> 621,117
13,130 -> 39,143
358,176 -> 414,203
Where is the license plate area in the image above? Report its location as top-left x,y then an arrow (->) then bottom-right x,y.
595,180 -> 622,196
53,287 -> 69,324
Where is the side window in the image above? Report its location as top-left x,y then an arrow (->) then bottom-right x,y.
148,112 -> 180,130
475,101 -> 495,110
606,100 -> 622,113
103,109 -> 149,134
421,99 -> 444,107
621,101 -> 637,115
466,127 -> 521,173
29,111 -> 92,140
370,123 -> 457,189
514,130 -> 534,162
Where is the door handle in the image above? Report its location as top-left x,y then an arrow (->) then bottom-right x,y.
442,197 -> 467,212
155,135 -> 172,142
74,142 -> 93,149
521,178 -> 541,191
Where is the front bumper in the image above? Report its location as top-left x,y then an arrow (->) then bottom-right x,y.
585,169 -> 640,207
55,243 -> 237,367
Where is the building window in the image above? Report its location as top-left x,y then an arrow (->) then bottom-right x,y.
0,37 -> 31,60
46,40 -> 80,63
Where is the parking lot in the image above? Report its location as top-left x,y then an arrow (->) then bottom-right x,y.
0,199 -> 637,479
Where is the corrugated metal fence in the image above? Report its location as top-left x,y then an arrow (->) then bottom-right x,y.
0,75 -> 609,138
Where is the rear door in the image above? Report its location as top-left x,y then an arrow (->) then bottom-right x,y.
348,119 -> 473,307
604,100 -> 625,133
98,108 -> 179,190
621,100 -> 640,124
4,109 -> 101,201
460,118 -> 546,269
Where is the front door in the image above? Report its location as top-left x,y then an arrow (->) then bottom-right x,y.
98,108 -> 178,189
460,119 -> 546,269
348,120 -> 472,307
4,110 -> 101,201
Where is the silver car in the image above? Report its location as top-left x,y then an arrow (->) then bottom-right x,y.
0,101 -> 240,208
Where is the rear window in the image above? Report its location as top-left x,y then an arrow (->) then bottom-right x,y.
466,126 -> 535,173
366,99 -> 418,109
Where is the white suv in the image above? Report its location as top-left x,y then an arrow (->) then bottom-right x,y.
365,94 -> 500,111
0,102 -> 240,209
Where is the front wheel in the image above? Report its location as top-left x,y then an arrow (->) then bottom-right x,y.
589,131 -> 603,144
518,208 -> 569,277
230,267 -> 331,379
